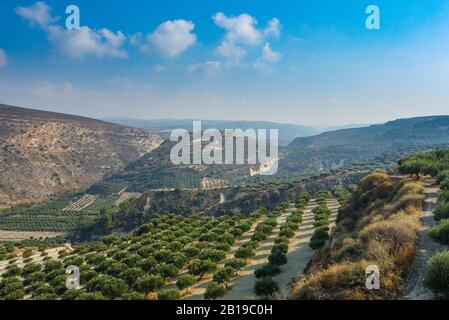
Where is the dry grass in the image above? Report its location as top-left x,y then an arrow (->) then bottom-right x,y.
289,173 -> 424,300
360,220 -> 417,252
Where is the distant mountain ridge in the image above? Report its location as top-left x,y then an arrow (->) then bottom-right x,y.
283,116 -> 449,175
0,104 -> 162,207
104,118 -> 318,146
290,116 -> 449,149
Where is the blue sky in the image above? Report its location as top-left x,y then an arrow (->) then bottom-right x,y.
1,0 -> 449,125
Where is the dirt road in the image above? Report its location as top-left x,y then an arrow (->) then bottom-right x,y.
401,182 -> 448,300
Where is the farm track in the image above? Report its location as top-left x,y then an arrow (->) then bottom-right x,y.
401,182 -> 448,300
0,230 -> 65,242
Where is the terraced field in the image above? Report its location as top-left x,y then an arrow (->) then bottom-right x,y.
62,195 -> 97,212
212,197 -> 339,300
217,207 -> 294,300
0,213 -> 261,300
273,198 -> 339,296
0,194 -> 117,232
0,192 -> 340,300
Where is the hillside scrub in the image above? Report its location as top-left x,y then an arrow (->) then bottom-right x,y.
429,219 -> 449,245
289,173 -> 423,300
424,251 -> 449,299
434,202 -> 449,221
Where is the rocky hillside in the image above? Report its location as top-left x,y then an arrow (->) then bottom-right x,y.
0,104 -> 162,207
284,116 -> 449,173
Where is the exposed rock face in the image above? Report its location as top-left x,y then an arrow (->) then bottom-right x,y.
0,104 -> 163,206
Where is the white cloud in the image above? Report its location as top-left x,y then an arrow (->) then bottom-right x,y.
262,43 -> 282,62
213,12 -> 281,61
15,1 -> 59,28
0,49 -> 7,67
216,41 -> 246,61
130,20 -> 197,58
213,12 -> 261,46
264,18 -> 281,38
148,20 -> 197,57
188,61 -> 222,77
16,1 -> 127,59
46,25 -> 128,59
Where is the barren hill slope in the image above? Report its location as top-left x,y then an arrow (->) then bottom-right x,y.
0,104 -> 162,207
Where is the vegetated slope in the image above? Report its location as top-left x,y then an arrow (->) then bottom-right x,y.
285,116 -> 449,174
0,104 -> 162,207
398,149 -> 449,299
289,172 -> 425,300
99,135 -> 286,192
123,171 -> 366,219
105,119 -> 318,146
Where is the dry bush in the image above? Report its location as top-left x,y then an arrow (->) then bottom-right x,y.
388,211 -> 421,230
388,193 -> 424,213
333,238 -> 365,263
393,182 -> 424,200
289,174 -> 424,300
395,245 -> 416,275
289,262 -> 366,300
365,239 -> 395,271
359,220 -> 417,253
353,173 -> 395,209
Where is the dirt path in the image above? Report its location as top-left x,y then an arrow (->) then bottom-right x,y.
0,230 -> 65,242
401,182 -> 448,300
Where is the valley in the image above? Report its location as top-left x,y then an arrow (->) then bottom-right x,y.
1,105 -> 449,301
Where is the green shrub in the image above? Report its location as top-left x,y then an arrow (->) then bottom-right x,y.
204,282 -> 227,300
251,231 -> 268,241
429,219 -> 449,245
235,246 -> 255,260
310,227 -> 329,250
135,274 -> 165,293
254,277 -> 279,299
176,275 -> 197,291
213,267 -> 235,289
157,289 -> 181,300
437,170 -> 449,184
274,236 -> 289,245
255,263 -> 281,279
224,259 -> 246,273
434,202 -> 449,221
86,275 -> 127,299
268,251 -> 287,266
441,178 -> 449,191
22,248 -> 34,258
76,292 -> 107,300
424,251 -> 449,299
119,292 -> 145,300
438,190 -> 449,203
271,243 -> 288,255
279,228 -> 295,239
